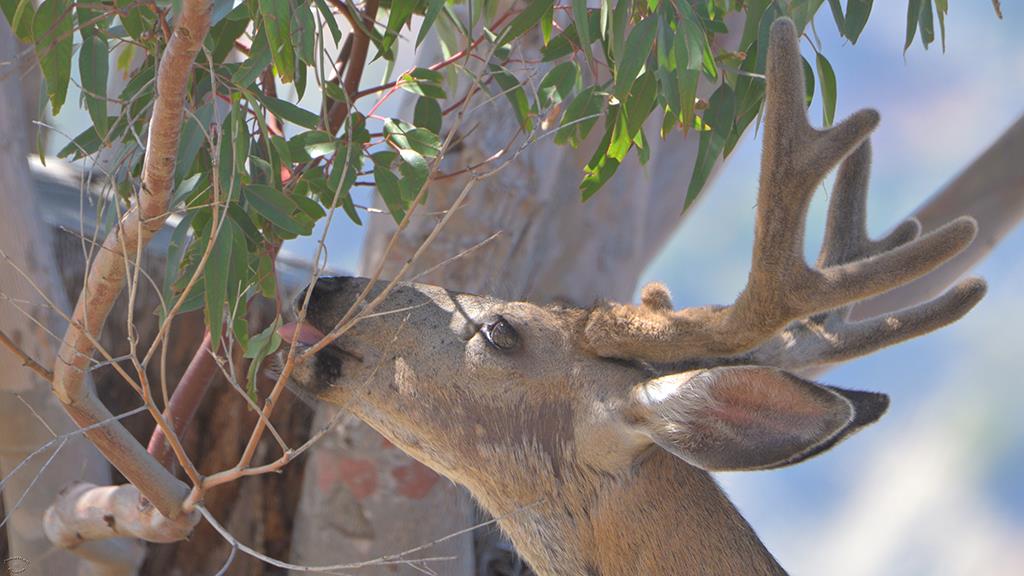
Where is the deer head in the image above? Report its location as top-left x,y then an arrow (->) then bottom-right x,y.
283,19 -> 986,575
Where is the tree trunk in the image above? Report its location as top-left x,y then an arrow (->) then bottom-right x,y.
0,18 -> 116,575
289,13 -> 746,573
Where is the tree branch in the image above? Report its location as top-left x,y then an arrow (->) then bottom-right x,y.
49,0 -> 215,520
44,483 -> 197,546
326,0 -> 379,134
145,331 -> 218,470
0,328 -> 54,381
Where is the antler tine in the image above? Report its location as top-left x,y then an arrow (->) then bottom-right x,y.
583,18 -> 978,364
817,141 -> 922,269
746,140 -> 987,371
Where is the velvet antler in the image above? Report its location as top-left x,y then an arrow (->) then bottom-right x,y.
583,19 -> 979,364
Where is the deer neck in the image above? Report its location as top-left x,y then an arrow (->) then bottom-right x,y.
469,449 -> 787,576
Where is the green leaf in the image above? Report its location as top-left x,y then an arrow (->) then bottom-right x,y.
161,212 -> 195,317
789,0 -> 825,32
2,0 -> 35,41
323,144 -> 362,225
815,52 -> 836,126
935,0 -> 947,51
580,107 -> 622,200
233,29 -> 274,87
555,86 -> 601,147
685,83 -> 735,210
844,0 -> 873,44
414,97 -> 443,134
294,7 -> 316,66
624,71 -> 657,138
826,0 -> 845,32
399,67 -> 447,99
313,0 -> 342,43
605,105 -> 631,161
489,64 -> 532,132
614,16 -> 658,98
496,0 -> 554,46
398,148 -> 429,202
33,0 -> 73,114
541,10 -> 601,62
176,101 -> 215,183
259,0 -> 295,83
381,0 -> 418,54
676,17 -> 706,72
374,163 -> 406,223
417,0 -> 445,47
904,0 -> 921,54
573,0 -> 592,63
258,94 -> 320,129
538,61 -> 578,110
56,125 -> 103,159
285,130 -> 333,161
802,56 -> 815,109
245,316 -> 282,401
244,184 -> 310,236
384,118 -> 442,157
541,3 -> 553,45
204,220 -> 233,352
918,0 -> 935,50
80,35 -> 109,139
114,0 -> 152,40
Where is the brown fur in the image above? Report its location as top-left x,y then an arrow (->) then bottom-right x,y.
285,19 -> 985,576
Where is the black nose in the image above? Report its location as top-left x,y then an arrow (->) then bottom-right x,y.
311,275 -> 350,296
296,275 -> 352,311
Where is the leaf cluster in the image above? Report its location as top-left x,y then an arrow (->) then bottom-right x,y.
0,0 -> 969,396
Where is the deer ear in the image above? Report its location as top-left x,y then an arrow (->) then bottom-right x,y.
628,366 -> 888,471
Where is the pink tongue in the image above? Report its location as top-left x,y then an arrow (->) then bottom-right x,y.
278,322 -> 326,346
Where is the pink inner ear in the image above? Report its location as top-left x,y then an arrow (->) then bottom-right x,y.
708,369 -> 840,434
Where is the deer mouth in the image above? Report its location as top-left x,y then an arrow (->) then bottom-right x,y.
278,321 -> 327,347
278,321 -> 363,392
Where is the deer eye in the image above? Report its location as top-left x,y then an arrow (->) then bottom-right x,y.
481,316 -> 520,351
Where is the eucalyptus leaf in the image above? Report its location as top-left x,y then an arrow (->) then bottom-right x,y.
33,0 -> 73,114
815,52 -> 836,126
614,16 -> 658,98
80,35 -> 109,138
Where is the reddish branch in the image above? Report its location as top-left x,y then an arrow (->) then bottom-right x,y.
49,0 -> 214,521
326,0 -> 379,133
146,332 -> 218,469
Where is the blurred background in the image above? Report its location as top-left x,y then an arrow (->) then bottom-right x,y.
38,2 -> 1024,574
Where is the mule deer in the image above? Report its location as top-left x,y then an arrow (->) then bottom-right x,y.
282,19 -> 986,575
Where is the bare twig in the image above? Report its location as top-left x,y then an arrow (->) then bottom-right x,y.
196,499 -> 542,573
0,328 -> 54,381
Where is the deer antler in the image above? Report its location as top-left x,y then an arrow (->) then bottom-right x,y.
583,19 -> 979,363
741,140 -> 986,371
